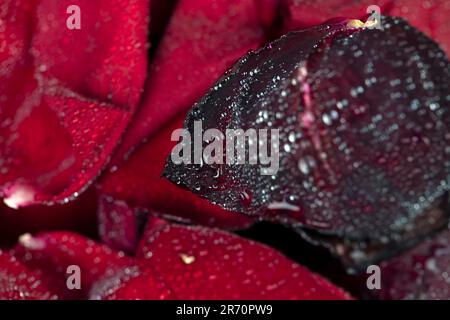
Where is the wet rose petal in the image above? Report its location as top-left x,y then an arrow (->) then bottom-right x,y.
164,17 -> 450,267
99,115 -> 253,234
281,0 -> 450,55
113,0 -> 277,162
0,0 -> 150,206
11,227 -> 350,300
0,250 -> 57,300
33,0 -> 149,107
136,219 -> 352,299
13,232 -> 173,299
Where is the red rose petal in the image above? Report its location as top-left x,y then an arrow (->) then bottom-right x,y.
281,0 -> 450,55
33,0 -> 149,107
98,114 -> 253,233
0,250 -> 57,300
0,0 -> 150,206
12,227 -> 351,300
136,219 -> 352,299
113,0 -> 275,162
13,232 -> 173,300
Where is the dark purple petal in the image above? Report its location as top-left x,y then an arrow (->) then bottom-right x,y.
164,16 -> 450,267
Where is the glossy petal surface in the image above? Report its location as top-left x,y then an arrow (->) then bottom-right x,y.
136,220 -> 352,299
164,17 -> 450,264
0,250 -> 57,300
0,0 -> 150,206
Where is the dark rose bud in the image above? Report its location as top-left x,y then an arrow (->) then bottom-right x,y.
164,16 -> 450,267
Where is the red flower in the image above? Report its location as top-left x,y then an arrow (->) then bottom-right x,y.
0,0 -> 449,300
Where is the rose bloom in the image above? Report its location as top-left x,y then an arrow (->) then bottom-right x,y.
0,0 -> 448,300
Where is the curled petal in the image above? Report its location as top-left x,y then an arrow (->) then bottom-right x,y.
0,0 -> 150,206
